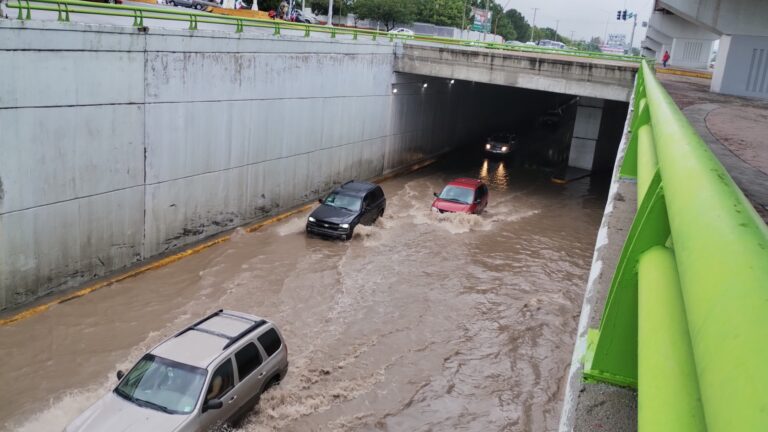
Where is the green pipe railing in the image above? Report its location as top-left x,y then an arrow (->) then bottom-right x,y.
583,60 -> 768,431
4,0 -> 646,64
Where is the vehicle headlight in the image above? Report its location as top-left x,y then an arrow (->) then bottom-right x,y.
502,146 -> 508,152
485,144 -> 491,150
308,216 -> 316,222
340,223 -> 350,229
431,206 -> 439,213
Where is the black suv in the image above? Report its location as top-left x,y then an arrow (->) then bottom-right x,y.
306,181 -> 386,240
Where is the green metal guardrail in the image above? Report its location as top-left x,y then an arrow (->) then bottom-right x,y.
4,0 -> 645,64
583,60 -> 768,431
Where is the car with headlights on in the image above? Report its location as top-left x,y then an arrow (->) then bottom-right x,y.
431,178 -> 488,215
64,310 -> 288,432
306,180 -> 386,240
484,133 -> 517,156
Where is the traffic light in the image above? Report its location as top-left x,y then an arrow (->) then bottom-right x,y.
617,10 -> 621,20
622,9 -> 627,20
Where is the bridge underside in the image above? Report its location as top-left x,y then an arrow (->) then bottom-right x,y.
395,44 -> 639,102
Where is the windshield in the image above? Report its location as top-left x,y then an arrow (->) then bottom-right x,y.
438,186 -> 475,205
489,134 -> 512,142
323,193 -> 362,212
115,354 -> 206,415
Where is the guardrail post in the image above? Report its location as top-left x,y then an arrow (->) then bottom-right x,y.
352,30 -> 357,40
18,0 -> 31,20
372,32 -> 377,41
188,14 -> 197,30
330,27 -> 336,38
235,19 -> 243,33
132,9 -> 144,27
583,171 -> 670,387
273,23 -> 280,36
57,2 -> 70,21
303,25 -> 309,37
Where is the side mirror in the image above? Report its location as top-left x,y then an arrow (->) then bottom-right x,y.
433,192 -> 439,198
318,198 -> 324,204
116,370 -> 125,381
203,399 -> 223,412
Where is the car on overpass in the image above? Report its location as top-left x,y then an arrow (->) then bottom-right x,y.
431,178 -> 489,215
484,132 -> 517,156
64,310 -> 288,432
306,180 -> 386,240
388,28 -> 415,38
167,0 -> 221,10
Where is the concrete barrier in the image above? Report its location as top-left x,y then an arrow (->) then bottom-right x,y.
0,20 -> 495,311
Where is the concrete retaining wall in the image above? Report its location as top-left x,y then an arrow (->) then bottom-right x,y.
0,21 -> 483,311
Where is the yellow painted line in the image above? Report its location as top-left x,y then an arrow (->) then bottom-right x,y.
655,67 -> 712,79
0,157 -> 439,327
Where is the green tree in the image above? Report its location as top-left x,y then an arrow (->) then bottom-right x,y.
308,0 -> 353,15
414,0 -> 464,28
353,0 -> 416,31
504,8 -> 530,42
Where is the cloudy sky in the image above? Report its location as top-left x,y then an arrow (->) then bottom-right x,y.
502,0 -> 656,46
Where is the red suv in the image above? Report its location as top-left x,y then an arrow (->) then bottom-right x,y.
431,178 -> 489,214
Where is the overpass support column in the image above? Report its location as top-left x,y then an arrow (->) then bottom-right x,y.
711,35 -> 768,100
566,98 -> 603,171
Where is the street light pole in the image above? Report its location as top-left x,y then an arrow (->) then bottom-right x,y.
554,19 -> 559,42
629,13 -> 638,53
483,0 -> 489,41
326,0 -> 332,26
530,7 -> 539,43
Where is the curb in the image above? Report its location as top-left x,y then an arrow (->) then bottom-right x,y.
655,67 -> 712,79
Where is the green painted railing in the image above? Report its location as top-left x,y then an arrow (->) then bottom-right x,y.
583,60 -> 768,431
4,0 -> 645,64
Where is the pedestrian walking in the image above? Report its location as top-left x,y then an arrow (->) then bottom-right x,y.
278,0 -> 288,20
662,50 -> 670,68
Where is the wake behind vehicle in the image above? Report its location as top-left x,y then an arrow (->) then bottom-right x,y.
65,310 -> 288,432
431,178 -> 489,215
484,132 -> 517,156
306,180 -> 386,240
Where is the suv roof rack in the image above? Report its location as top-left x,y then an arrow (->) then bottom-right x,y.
174,309 -> 267,351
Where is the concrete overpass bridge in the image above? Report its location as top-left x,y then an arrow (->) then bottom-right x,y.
642,0 -> 768,100
395,43 -> 639,103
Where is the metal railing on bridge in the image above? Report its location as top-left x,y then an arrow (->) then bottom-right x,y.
583,60 -> 768,431
4,0 -> 646,64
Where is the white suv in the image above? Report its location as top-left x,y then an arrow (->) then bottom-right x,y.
65,310 -> 288,432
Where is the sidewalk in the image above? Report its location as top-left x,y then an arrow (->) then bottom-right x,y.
659,73 -> 768,222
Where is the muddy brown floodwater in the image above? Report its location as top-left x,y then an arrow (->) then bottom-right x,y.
0,152 -> 607,432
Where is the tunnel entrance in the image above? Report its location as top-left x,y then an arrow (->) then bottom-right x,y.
390,73 -> 629,186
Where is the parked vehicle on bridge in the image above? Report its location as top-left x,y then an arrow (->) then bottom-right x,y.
306,180 -> 386,240
64,310 -> 288,432
431,178 -> 489,215
293,9 -> 319,24
484,132 -> 517,156
167,0 -> 220,10
388,28 -> 415,37
537,39 -> 567,50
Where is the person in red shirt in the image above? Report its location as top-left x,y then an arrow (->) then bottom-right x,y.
662,50 -> 671,68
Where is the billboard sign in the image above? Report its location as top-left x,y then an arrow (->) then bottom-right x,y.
470,7 -> 492,32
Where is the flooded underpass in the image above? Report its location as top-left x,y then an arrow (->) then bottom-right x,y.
1,149 -> 609,432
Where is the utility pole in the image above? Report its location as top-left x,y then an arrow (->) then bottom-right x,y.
629,12 -> 638,53
570,30 -> 575,42
554,20 -> 559,42
326,0 -> 332,26
483,0 -> 489,41
530,7 -> 539,42
461,0 -> 468,39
